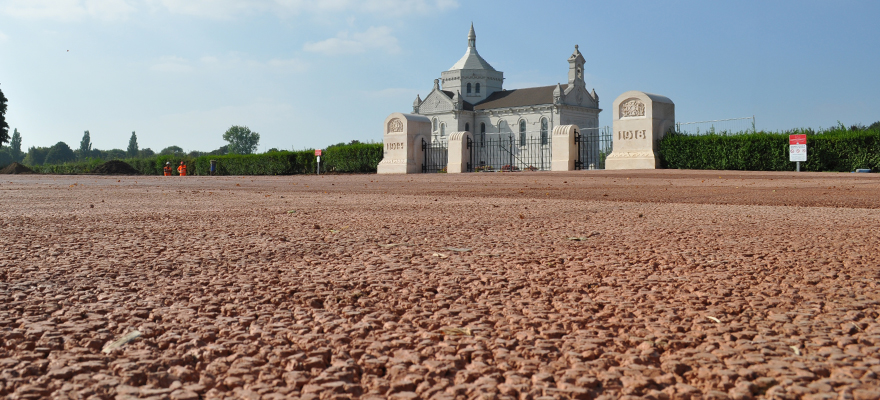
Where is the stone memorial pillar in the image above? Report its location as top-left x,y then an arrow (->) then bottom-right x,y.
551,125 -> 579,171
447,131 -> 472,174
605,91 -> 675,170
377,112 -> 432,174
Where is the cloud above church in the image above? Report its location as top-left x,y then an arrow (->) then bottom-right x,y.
1,0 -> 137,21
303,26 -> 400,56
0,0 -> 458,21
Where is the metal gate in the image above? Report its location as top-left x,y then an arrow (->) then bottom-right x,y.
469,133 -> 552,172
422,138 -> 448,173
575,127 -> 613,170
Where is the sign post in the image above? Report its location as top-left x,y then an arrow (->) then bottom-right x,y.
315,149 -> 322,175
789,134 -> 807,171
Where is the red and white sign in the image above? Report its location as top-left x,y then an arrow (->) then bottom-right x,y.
315,149 -> 322,156
789,134 -> 807,145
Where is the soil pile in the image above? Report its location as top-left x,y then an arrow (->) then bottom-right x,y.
93,160 -> 140,175
0,162 -> 35,174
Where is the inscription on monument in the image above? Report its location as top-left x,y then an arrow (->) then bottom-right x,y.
385,142 -> 405,151
387,118 -> 404,133
620,99 -> 645,118
617,130 -> 647,140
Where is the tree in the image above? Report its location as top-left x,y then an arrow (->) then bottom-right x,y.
139,148 -> 155,157
222,125 -> 260,155
23,146 -> 49,166
127,131 -> 138,157
160,145 -> 184,155
79,130 -> 92,160
0,84 -> 8,147
45,141 -> 76,164
10,128 -> 22,161
209,145 -> 229,156
106,149 -> 127,160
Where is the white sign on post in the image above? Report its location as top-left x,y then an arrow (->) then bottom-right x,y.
789,144 -> 807,162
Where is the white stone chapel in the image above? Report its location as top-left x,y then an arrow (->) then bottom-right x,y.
412,24 -> 602,144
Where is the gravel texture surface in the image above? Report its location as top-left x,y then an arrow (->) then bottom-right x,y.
1,170 -> 879,400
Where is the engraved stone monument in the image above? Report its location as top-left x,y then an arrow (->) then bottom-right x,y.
377,112 -> 432,174
605,91 -> 675,170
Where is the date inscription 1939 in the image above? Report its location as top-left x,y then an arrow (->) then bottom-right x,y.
618,130 -> 647,140
385,142 -> 405,151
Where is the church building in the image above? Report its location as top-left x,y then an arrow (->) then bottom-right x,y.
412,24 -> 601,145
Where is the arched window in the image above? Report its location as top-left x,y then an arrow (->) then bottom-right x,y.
475,83 -> 481,93
519,120 -> 526,146
432,118 -> 438,132
466,83 -> 472,94
465,123 -> 470,132
540,118 -> 548,145
440,123 -> 446,137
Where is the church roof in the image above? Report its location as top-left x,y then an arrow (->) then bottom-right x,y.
440,90 -> 474,110
473,85 -> 556,110
449,24 -> 496,71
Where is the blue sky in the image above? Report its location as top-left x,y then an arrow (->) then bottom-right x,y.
1,0 -> 878,152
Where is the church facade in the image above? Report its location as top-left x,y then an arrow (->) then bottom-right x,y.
412,24 -> 602,145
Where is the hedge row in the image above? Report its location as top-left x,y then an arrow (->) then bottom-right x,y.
17,143 -> 383,175
659,128 -> 880,172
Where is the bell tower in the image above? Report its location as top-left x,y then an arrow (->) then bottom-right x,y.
568,44 -> 585,87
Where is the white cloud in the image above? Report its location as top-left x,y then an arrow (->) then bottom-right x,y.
1,0 -> 457,21
150,56 -> 193,73
1,0 -> 136,21
0,30 -> 8,42
304,26 -> 400,56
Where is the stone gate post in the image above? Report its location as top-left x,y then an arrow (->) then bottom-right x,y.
377,113 -> 432,174
606,91 -> 675,169
447,131 -> 472,174
551,125 -> 579,171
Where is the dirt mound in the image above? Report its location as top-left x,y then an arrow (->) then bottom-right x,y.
92,160 -> 140,175
0,162 -> 35,174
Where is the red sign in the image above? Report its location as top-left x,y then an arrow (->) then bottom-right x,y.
789,134 -> 807,145
315,149 -> 322,156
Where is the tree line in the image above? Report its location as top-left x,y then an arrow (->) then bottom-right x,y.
0,84 -> 265,166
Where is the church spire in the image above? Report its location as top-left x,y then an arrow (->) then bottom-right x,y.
468,22 -> 476,48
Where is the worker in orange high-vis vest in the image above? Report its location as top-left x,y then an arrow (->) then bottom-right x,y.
177,161 -> 187,176
163,162 -> 172,176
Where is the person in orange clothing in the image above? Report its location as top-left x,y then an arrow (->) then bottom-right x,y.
177,161 -> 187,176
163,162 -> 172,176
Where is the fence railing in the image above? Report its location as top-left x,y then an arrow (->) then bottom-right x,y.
676,116 -> 755,135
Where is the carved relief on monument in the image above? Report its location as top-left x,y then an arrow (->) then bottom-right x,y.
387,118 -> 404,133
619,98 -> 645,118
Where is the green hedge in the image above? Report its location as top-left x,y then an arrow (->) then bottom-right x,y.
17,142 -> 383,175
322,142 -> 383,173
659,128 -> 880,172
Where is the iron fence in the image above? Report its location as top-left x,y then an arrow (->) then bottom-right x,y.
422,139 -> 448,173
575,126 -> 613,170
469,133 -> 552,172
676,116 -> 756,135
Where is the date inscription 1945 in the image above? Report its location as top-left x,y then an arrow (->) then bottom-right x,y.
386,142 -> 405,151
618,130 -> 647,140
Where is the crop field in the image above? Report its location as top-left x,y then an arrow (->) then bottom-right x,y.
1,170 -> 879,400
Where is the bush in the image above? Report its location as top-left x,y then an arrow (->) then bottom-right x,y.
19,142 -> 384,175
659,126 -> 880,172
323,142 -> 383,173
192,150 -> 315,176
